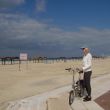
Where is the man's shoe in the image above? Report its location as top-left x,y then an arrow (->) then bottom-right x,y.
83,96 -> 88,100
83,97 -> 91,102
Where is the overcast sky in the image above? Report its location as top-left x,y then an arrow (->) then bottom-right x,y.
0,0 -> 110,57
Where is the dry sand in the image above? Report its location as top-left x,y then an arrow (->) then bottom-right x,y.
0,58 -> 110,109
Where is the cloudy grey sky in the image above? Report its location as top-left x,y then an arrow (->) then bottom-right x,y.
0,0 -> 110,57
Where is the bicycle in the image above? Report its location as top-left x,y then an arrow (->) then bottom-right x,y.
65,67 -> 85,105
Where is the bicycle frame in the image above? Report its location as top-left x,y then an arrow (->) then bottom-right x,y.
65,67 -> 84,105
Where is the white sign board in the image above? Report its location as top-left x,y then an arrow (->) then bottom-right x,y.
20,53 -> 28,60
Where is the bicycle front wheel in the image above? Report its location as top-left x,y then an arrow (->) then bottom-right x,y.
69,90 -> 75,105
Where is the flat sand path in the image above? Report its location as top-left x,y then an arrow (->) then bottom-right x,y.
0,58 -> 110,109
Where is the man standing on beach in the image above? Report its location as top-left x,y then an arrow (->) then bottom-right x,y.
79,47 -> 92,101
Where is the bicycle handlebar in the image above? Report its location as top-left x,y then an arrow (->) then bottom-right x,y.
65,68 -> 72,71
65,67 -> 83,73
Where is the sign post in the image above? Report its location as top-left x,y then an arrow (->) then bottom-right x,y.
19,53 -> 28,71
19,59 -> 21,71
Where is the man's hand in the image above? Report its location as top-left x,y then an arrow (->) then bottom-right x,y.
76,67 -> 83,73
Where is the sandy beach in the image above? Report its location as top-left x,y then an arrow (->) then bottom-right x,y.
0,58 -> 110,109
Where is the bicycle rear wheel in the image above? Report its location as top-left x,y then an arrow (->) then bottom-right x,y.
69,90 -> 75,105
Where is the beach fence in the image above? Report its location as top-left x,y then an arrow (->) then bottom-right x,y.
0,55 -> 28,71
0,57 -> 19,65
